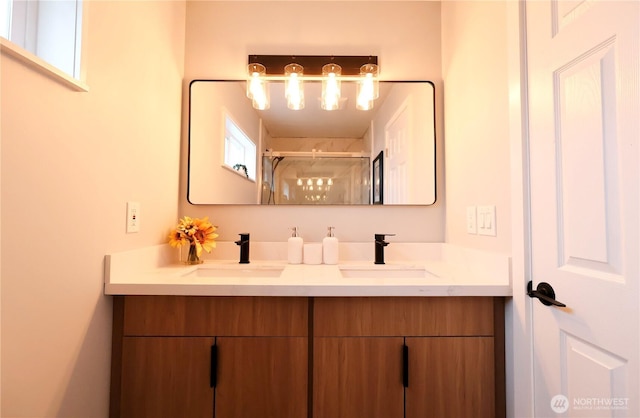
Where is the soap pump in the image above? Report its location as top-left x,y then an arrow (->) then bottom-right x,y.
288,227 -> 303,264
322,226 -> 339,265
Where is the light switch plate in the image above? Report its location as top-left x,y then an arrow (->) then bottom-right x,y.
126,202 -> 140,233
466,206 -> 477,234
477,205 -> 496,236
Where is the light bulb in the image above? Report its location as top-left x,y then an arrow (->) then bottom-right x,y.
284,63 -> 304,110
357,63 -> 378,110
321,63 -> 342,111
246,63 -> 269,110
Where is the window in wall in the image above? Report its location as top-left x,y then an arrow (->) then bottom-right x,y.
1,0 -> 84,83
224,114 -> 257,181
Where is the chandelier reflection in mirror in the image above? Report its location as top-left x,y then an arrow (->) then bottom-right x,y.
246,55 -> 379,112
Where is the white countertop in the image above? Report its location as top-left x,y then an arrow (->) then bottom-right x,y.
104,243 -> 512,297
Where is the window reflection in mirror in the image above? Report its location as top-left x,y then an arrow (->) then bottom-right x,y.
224,113 -> 257,181
188,80 -> 436,205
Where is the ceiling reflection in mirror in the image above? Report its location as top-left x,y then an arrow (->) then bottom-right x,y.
188,80 -> 436,205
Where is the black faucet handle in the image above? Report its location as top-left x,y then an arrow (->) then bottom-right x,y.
375,233 -> 395,242
235,233 -> 250,244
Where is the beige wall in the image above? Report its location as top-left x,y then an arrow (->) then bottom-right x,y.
181,1 -> 446,245
441,1 -> 511,253
0,1 -> 186,416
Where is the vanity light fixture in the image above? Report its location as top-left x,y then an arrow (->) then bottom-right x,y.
321,63 -> 342,111
246,63 -> 270,110
247,55 -> 379,111
356,63 -> 379,110
284,63 -> 304,110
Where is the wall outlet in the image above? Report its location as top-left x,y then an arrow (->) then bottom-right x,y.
466,206 -> 477,234
126,202 -> 140,233
477,205 -> 496,236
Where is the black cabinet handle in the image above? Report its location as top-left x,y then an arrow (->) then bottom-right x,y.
527,281 -> 566,307
210,344 -> 218,388
402,344 -> 409,388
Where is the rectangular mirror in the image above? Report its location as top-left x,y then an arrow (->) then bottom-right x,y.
188,80 -> 436,205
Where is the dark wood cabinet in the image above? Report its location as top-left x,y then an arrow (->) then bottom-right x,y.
120,337 -> 215,418
313,337 -> 405,418
110,295 -> 504,418
405,336 -> 496,418
110,296 -> 309,418
214,337 -> 307,418
312,297 -> 504,418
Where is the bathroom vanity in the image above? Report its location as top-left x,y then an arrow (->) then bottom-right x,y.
105,243 -> 510,418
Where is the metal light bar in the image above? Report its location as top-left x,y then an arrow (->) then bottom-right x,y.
248,55 -> 378,76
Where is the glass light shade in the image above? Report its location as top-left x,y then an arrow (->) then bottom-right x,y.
321,63 -> 342,110
284,63 -> 304,110
246,63 -> 269,110
251,88 -> 270,110
246,63 -> 266,99
356,63 -> 379,110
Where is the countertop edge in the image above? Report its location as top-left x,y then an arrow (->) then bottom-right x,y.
104,282 -> 513,297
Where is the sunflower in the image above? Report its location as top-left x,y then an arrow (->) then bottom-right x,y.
168,216 -> 219,258
168,229 -> 187,248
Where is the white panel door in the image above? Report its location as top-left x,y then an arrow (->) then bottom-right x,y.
526,1 -> 639,417
385,102 -> 411,204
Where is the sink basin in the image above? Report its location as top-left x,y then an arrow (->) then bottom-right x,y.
339,266 -> 433,279
183,266 -> 284,278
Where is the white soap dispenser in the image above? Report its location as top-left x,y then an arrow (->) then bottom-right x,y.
322,226 -> 339,265
288,227 -> 303,264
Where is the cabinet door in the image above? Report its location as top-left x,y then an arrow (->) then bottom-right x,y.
120,337 -> 215,418
215,337 -> 307,418
405,337 -> 495,418
314,337 -> 404,418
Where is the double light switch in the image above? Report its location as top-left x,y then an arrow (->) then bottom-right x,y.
467,205 -> 496,236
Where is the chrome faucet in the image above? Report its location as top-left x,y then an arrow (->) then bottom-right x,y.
235,233 -> 250,264
374,234 -> 394,264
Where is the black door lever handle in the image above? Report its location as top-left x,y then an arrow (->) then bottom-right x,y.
527,281 -> 566,307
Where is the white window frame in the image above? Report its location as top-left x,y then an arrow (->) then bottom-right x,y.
223,112 -> 257,182
0,0 -> 87,91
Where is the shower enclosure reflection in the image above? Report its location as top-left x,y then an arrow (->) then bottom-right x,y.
262,154 -> 370,204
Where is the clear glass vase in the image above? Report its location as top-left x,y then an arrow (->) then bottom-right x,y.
181,243 -> 203,265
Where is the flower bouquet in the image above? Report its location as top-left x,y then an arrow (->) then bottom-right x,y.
168,216 -> 219,264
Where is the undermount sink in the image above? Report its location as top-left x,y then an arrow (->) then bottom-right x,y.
339,266 -> 435,279
183,266 -> 285,278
